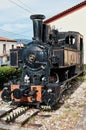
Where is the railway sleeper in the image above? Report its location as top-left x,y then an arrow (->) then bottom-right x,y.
1,106 -> 29,123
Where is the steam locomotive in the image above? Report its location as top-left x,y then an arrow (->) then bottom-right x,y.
1,14 -> 83,108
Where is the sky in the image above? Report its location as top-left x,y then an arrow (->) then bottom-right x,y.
0,0 -> 84,40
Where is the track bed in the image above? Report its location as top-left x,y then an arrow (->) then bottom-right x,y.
0,103 -> 40,130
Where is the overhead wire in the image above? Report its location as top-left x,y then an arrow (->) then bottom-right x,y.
15,0 -> 56,19
16,0 -> 35,13
2,0 -> 38,39
0,28 -> 29,39
0,0 -> 35,39
7,0 -> 34,14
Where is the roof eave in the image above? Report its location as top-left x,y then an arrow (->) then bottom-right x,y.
44,1 -> 86,24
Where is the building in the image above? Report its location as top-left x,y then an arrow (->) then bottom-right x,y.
44,1 -> 86,64
0,37 -> 24,65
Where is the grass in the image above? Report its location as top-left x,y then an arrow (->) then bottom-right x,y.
76,76 -> 86,82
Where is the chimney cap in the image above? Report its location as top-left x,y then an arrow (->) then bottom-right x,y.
30,14 -> 45,20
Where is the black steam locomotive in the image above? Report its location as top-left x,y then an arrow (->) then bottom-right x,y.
1,14 -> 83,108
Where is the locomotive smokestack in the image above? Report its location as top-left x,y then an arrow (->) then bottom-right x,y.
30,14 -> 45,41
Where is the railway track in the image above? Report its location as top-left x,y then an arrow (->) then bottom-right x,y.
0,103 -> 40,130
0,74 -> 83,130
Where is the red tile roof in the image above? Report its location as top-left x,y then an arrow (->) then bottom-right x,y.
0,37 -> 17,42
44,1 -> 86,24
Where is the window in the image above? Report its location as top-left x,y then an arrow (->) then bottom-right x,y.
65,35 -> 75,45
80,38 -> 83,51
65,36 -> 70,44
3,44 -> 6,54
12,45 -> 14,49
70,35 -> 75,45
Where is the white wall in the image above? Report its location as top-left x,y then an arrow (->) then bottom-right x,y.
0,41 -> 17,55
48,6 -> 86,64
0,41 -> 24,63
0,41 -> 24,56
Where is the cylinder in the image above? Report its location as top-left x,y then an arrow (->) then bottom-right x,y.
30,14 -> 45,41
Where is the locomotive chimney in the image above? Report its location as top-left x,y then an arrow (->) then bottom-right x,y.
30,14 -> 45,41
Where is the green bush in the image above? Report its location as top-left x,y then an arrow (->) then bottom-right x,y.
0,66 -> 21,87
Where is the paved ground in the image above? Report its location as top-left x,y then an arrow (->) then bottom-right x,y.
75,105 -> 86,130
